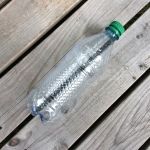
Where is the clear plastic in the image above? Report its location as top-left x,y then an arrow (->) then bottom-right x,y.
27,29 -> 117,122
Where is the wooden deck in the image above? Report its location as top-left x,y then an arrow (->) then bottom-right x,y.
0,0 -> 150,149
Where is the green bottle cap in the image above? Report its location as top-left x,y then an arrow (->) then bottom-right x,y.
109,21 -> 125,38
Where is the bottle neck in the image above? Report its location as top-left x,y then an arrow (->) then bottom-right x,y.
105,27 -> 119,41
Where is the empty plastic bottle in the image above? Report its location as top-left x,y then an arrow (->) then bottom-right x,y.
27,21 -> 125,122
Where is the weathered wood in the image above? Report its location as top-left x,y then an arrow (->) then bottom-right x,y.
77,74 -> 150,150
1,4 -> 150,150
0,0 -> 149,142
0,0 -> 82,73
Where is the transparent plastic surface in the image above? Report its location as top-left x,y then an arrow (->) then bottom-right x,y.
27,29 -> 116,122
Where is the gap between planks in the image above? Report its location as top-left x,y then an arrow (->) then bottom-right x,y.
0,0 -> 149,140
0,1 -> 150,150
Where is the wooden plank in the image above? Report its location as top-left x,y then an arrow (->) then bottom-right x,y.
1,4 -> 150,150
0,1 -> 143,143
77,74 -> 150,150
0,0 -> 149,144
0,0 -> 149,142
0,0 -> 82,73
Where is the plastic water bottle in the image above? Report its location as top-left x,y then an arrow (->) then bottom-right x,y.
27,21 -> 125,122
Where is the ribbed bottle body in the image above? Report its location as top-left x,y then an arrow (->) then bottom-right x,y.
28,30 -> 115,122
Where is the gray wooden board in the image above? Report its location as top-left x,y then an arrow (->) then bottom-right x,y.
1,3 -> 150,150
0,0 -> 143,140
0,0 -> 82,73
0,0 -> 149,142
77,73 -> 150,150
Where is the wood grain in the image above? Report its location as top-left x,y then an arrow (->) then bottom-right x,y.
1,4 -> 150,150
0,0 -> 82,73
0,0 -> 149,142
77,75 -> 150,150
